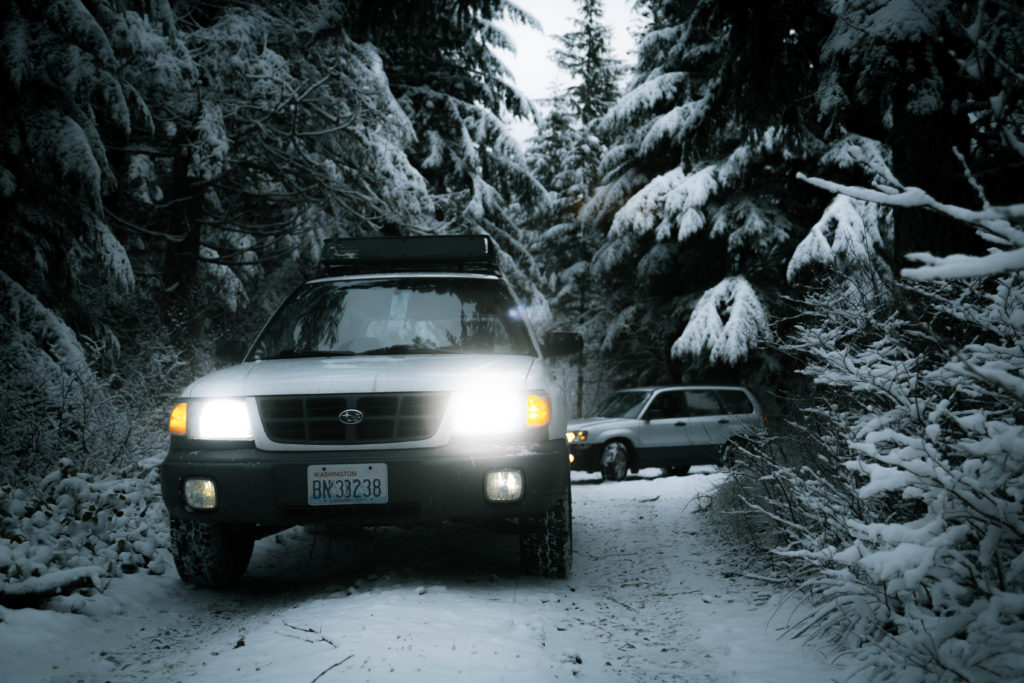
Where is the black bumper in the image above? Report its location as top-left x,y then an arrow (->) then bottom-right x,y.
161,437 -> 569,527
569,444 -> 601,472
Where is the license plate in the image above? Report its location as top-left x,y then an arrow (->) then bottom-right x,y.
307,463 -> 388,506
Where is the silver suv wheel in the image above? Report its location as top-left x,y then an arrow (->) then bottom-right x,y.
600,441 -> 629,481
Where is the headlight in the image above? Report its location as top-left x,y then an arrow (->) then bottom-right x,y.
169,399 -> 253,440
451,391 -> 551,435
567,430 -> 588,443
197,399 -> 253,440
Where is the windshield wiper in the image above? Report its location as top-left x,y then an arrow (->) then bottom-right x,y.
265,349 -> 358,360
359,345 -> 464,355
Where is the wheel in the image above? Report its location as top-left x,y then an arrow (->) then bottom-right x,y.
520,486 -> 572,578
170,519 -> 254,587
660,465 -> 691,477
600,441 -> 629,481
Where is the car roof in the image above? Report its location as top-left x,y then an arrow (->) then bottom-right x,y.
612,385 -> 752,392
306,272 -> 502,285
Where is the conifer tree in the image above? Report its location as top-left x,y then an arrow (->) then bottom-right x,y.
343,0 -> 548,301
526,0 -> 623,410
552,0 -> 623,126
581,0 -> 830,386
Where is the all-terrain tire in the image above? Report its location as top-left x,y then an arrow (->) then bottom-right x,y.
170,519 -> 254,588
600,441 -> 629,481
520,487 -> 572,578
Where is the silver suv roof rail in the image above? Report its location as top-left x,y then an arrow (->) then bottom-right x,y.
322,236 -> 499,275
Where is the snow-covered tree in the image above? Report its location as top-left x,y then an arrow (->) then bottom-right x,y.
343,0 -> 547,303
579,0 -> 831,384
552,0 -> 624,126
814,0 -> 996,269
524,0 -> 623,411
131,1 -> 441,339
718,2 -> 1024,678
0,0 -> 192,481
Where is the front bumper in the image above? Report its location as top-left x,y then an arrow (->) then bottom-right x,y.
161,437 -> 569,527
569,443 -> 601,472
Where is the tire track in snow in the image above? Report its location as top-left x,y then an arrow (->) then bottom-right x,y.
568,470 -> 723,681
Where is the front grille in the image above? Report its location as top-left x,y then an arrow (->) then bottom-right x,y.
257,393 -> 449,445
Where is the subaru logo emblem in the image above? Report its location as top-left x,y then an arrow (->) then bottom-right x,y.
338,409 -> 364,425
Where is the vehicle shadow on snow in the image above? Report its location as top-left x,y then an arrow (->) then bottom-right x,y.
231,522 -> 524,597
570,467 -> 708,486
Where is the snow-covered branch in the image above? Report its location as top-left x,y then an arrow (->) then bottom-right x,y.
796,173 -> 1024,245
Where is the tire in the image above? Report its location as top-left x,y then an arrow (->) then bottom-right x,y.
520,486 -> 572,578
661,465 -> 691,477
600,441 -> 629,481
170,519 -> 254,588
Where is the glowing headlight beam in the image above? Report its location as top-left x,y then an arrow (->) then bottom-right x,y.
196,399 -> 253,440
450,391 -> 550,434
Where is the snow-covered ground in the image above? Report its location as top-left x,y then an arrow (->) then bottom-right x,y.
1,468 -> 863,682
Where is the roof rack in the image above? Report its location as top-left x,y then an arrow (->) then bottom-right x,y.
321,236 -> 499,275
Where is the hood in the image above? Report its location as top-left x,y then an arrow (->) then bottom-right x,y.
567,416 -> 632,431
183,354 -> 538,398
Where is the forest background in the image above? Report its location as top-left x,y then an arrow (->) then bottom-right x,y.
1,0 -> 1022,680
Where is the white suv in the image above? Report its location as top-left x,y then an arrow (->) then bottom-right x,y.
567,386 -> 766,480
160,236 -> 581,585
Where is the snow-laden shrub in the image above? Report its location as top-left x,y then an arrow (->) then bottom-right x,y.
0,457 -> 170,608
718,169 -> 1024,682
719,264 -> 1024,680
0,273 -> 181,482
785,275 -> 1024,680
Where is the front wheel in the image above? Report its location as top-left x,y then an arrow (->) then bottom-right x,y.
170,519 -> 254,588
600,441 -> 629,481
520,487 -> 572,578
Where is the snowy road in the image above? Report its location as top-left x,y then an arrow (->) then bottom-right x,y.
2,468 -> 860,682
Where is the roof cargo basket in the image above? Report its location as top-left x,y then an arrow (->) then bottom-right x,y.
322,236 -> 499,275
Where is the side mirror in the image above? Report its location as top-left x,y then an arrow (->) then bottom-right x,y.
541,331 -> 583,357
642,408 -> 665,421
214,339 -> 249,364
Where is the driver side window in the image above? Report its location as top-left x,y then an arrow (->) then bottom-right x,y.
644,390 -> 686,419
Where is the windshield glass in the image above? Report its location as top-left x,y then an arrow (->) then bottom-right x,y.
250,277 -> 536,360
589,390 -> 651,419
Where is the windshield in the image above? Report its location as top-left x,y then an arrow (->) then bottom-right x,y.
589,390 -> 651,419
250,277 -> 537,360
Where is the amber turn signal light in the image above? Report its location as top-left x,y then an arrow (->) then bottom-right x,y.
169,402 -> 187,435
526,394 -> 550,428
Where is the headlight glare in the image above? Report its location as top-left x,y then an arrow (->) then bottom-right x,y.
196,399 -> 253,440
451,391 -> 521,434
451,391 -> 550,435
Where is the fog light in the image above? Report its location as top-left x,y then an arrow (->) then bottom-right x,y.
485,469 -> 524,503
184,478 -> 217,510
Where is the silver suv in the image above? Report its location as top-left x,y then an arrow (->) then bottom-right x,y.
160,236 -> 581,585
566,386 -> 766,480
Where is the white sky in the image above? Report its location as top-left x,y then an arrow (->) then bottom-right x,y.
497,0 -> 641,142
